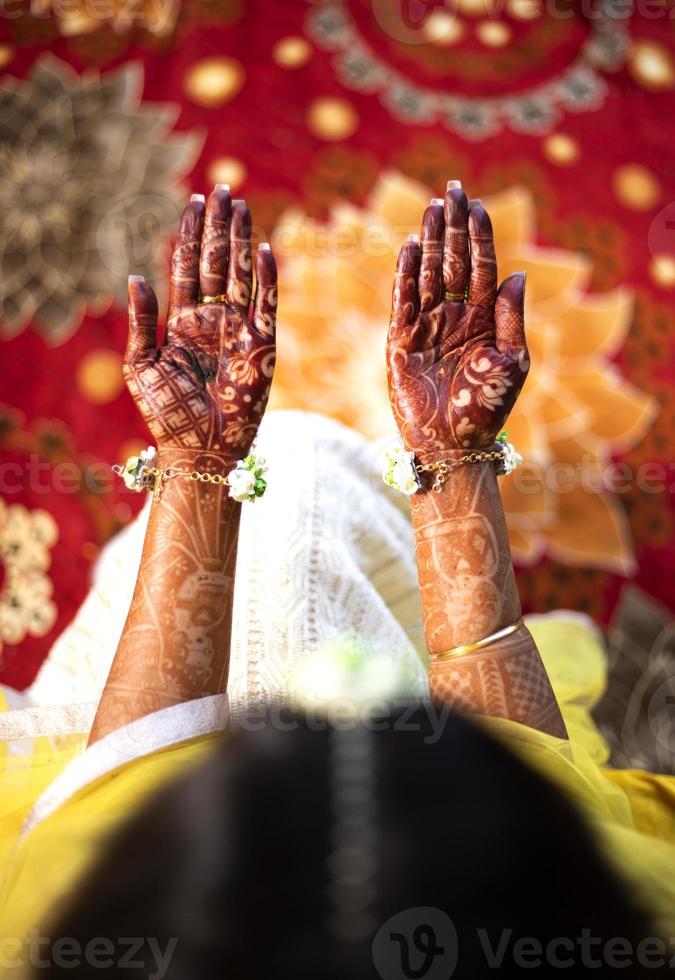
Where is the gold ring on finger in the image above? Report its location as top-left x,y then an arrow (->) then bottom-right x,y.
444,290 -> 465,302
200,293 -> 227,304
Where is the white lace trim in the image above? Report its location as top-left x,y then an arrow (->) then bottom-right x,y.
22,694 -> 230,835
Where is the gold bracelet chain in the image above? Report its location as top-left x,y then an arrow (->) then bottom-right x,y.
143,466 -> 231,498
416,448 -> 505,494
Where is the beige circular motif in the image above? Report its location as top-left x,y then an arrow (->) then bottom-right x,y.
628,41 -> 675,91
650,256 -> 675,289
307,96 -> 359,140
506,0 -> 542,19
543,133 -> 580,165
423,11 -> 465,45
476,21 -> 512,47
77,349 -> 125,404
273,36 -> 312,68
184,57 -> 245,107
612,164 -> 661,211
207,156 -> 247,190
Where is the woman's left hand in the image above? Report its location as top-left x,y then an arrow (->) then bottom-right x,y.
386,187 -> 529,457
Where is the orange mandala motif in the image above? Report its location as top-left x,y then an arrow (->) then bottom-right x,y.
271,174 -> 654,574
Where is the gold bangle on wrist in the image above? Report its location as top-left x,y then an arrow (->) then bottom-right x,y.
433,618 -> 525,662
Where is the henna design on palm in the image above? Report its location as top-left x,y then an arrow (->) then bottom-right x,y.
125,189 -> 277,456
387,189 -> 529,456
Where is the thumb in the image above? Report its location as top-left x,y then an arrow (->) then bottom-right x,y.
495,271 -> 527,354
126,275 -> 158,362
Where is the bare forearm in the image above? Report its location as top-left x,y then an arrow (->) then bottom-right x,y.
89,450 -> 240,744
412,462 -> 566,737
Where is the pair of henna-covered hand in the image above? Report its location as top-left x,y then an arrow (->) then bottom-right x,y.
90,183 -> 565,744
126,184 -> 526,465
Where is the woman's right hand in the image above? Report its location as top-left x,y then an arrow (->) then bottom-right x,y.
386,185 -> 528,457
125,187 -> 277,458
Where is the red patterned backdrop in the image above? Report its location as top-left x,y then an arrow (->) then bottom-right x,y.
1,0 -> 674,689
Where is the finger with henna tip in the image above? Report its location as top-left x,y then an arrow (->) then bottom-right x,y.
167,194 -> 206,327
388,235 -> 422,353
419,200 -> 445,312
226,199 -> 253,315
126,275 -> 158,363
495,271 -> 527,355
199,184 -> 232,303
443,180 -> 470,300
252,243 -> 278,340
467,200 -> 498,310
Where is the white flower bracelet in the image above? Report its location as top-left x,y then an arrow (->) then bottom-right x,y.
113,447 -> 268,503
383,431 -> 522,495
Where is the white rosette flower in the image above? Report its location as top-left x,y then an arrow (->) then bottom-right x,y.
382,443 -> 420,495
495,432 -> 523,476
117,446 -> 157,491
227,455 -> 268,503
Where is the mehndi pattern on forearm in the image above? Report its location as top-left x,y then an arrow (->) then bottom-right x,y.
90,451 -> 241,740
411,462 -> 521,653
429,624 -> 567,738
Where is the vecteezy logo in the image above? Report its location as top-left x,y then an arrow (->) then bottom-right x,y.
372,907 -> 458,980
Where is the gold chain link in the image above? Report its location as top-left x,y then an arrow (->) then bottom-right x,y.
143,466 -> 229,497
416,448 -> 504,493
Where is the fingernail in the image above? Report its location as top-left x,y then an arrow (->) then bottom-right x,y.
191,193 -> 205,203
407,233 -> 420,244
258,242 -> 271,252
215,183 -> 230,191
233,198 -> 246,206
469,198 -> 482,207
446,180 -> 462,190
128,275 -> 145,283
430,197 -> 444,205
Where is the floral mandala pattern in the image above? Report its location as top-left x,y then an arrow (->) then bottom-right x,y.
306,0 -> 630,140
0,501 -> 58,655
271,173 -> 654,574
0,55 -> 202,343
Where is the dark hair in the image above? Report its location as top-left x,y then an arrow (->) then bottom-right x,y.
41,705 -> 662,978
